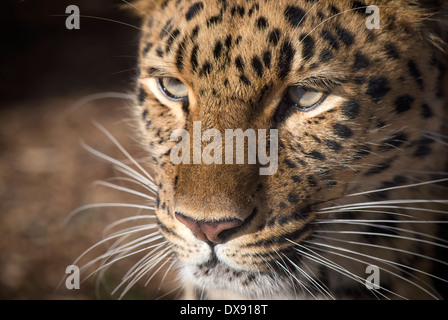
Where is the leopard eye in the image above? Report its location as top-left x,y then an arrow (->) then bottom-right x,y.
157,77 -> 188,101
275,86 -> 327,122
285,86 -> 326,111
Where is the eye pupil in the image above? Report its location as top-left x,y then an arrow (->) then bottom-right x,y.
286,86 -> 325,111
274,85 -> 327,122
287,86 -> 306,104
158,77 -> 188,101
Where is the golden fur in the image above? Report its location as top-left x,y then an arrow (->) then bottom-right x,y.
127,0 -> 448,299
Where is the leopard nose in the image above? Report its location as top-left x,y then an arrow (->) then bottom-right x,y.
175,212 -> 243,243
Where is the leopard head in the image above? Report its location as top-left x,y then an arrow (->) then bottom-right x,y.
132,0 -> 448,299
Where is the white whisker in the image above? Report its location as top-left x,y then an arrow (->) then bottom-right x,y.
63,203 -> 155,226
103,224 -> 158,242
311,235 -> 448,286
80,141 -> 154,188
317,208 -> 415,220
65,92 -> 135,113
344,178 -> 448,198
311,233 -> 448,268
93,180 -> 155,201
290,241 -> 391,299
81,235 -> 165,277
74,226 -> 156,266
157,256 -> 179,293
312,220 -> 448,245
113,165 -> 156,191
273,250 -> 313,299
116,247 -> 173,299
314,230 -> 448,251
91,121 -> 155,184
305,240 -> 441,299
280,252 -> 335,300
102,215 -> 156,236
106,176 -> 157,195
314,219 -> 448,224
322,199 -> 448,211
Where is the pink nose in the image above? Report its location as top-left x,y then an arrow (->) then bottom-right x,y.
175,213 -> 243,243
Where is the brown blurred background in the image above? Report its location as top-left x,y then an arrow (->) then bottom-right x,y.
0,0 -> 178,299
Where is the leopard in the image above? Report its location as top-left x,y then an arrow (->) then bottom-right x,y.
92,0 -> 448,299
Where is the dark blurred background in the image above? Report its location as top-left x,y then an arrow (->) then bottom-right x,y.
0,0 -> 179,299
0,0 -> 140,105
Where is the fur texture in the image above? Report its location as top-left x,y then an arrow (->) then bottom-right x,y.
127,0 -> 448,299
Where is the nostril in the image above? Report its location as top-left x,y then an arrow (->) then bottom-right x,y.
200,219 -> 243,243
175,213 -> 206,241
175,212 -> 243,243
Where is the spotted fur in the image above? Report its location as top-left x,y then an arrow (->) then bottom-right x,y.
130,0 -> 448,299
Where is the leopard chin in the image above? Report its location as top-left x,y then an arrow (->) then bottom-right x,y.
180,260 -> 299,300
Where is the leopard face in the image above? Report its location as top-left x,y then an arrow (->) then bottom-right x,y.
132,0 -> 448,299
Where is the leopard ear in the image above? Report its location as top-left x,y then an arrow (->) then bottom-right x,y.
413,0 -> 448,50
121,0 -> 164,17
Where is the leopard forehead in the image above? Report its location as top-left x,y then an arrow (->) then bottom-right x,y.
138,0 -> 425,103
